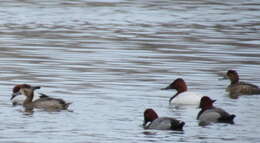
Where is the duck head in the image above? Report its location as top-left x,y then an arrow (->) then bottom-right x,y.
199,96 -> 216,109
226,70 -> 239,84
143,108 -> 158,126
11,84 -> 41,100
161,78 -> 187,93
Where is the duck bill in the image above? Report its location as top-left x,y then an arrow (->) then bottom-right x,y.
143,120 -> 147,127
219,75 -> 228,80
10,92 -> 20,100
161,85 -> 171,90
143,118 -> 149,127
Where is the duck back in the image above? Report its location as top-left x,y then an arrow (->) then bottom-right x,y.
198,107 -> 235,125
171,92 -> 202,105
227,82 -> 260,95
33,97 -> 70,110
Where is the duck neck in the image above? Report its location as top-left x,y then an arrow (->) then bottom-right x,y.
230,75 -> 239,84
23,90 -> 34,105
202,105 -> 214,110
231,79 -> 239,84
169,92 -> 181,103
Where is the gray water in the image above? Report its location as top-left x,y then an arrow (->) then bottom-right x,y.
0,0 -> 260,142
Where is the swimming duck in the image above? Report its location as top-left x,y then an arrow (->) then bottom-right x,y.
143,108 -> 185,130
225,70 -> 260,97
11,84 -> 71,111
161,78 -> 202,105
197,96 -> 235,125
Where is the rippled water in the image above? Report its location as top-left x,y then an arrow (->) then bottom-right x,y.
1,0 -> 260,142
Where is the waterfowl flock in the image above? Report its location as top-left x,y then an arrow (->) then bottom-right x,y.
10,70 -> 260,131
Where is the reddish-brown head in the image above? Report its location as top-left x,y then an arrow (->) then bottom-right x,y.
12,84 -> 31,93
143,108 -> 159,126
199,96 -> 216,109
11,84 -> 40,100
226,70 -> 239,84
162,78 -> 187,93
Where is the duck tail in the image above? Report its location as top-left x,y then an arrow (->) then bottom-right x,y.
64,102 -> 72,109
177,122 -> 185,130
253,88 -> 260,94
171,120 -> 185,131
229,114 -> 236,121
219,114 -> 236,124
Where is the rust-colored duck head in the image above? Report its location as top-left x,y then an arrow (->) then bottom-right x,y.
161,78 -> 188,93
199,96 -> 216,109
143,108 -> 159,126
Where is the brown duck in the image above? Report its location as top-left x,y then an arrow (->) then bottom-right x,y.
225,70 -> 260,97
11,84 -> 71,111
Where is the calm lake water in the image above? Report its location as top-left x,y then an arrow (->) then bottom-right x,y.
0,0 -> 260,142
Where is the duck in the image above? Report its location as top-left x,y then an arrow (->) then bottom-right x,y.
225,70 -> 260,97
197,96 -> 235,126
143,108 -> 185,130
161,78 -> 202,105
11,84 -> 71,111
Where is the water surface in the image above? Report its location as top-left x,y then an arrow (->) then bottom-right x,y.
0,0 -> 260,143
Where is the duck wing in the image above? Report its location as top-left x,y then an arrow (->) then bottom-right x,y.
148,117 -> 184,130
214,107 -> 235,123
228,82 -> 260,96
198,109 -> 221,123
33,97 -> 71,110
239,82 -> 259,88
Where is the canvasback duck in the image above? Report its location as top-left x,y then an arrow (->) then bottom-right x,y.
197,96 -> 235,126
143,108 -> 185,130
11,84 -> 71,111
225,70 -> 260,97
161,78 -> 202,105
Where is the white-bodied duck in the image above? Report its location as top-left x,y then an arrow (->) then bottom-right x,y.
162,78 -> 202,105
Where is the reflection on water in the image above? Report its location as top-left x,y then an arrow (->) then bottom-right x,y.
1,0 -> 260,142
